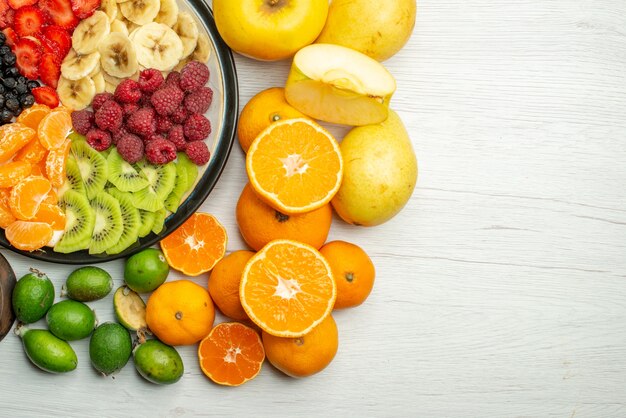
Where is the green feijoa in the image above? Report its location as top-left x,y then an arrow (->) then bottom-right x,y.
46,300 -> 97,341
124,248 -> 169,293
12,269 -> 55,324
133,339 -> 184,385
113,286 -> 147,331
89,322 -> 132,376
64,266 -> 113,302
15,325 -> 77,373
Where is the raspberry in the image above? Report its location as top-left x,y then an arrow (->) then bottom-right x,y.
71,109 -> 94,135
145,134 -> 166,143
86,129 -> 112,152
184,87 -> 213,114
183,113 -> 211,141
156,115 -> 173,133
150,86 -> 184,115
145,138 -> 177,165
170,105 -> 187,124
92,92 -> 113,111
167,124 -> 186,151
111,125 -> 129,144
138,68 -> 164,93
165,71 -> 181,88
185,140 -> 210,165
180,61 -> 210,92
122,102 -> 139,119
95,100 -> 123,132
138,93 -> 153,108
127,107 -> 156,137
116,133 -> 144,164
114,79 -> 141,104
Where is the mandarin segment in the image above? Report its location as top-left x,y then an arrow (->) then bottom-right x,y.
4,221 -> 54,251
38,109 -> 73,151
0,161 -> 32,188
9,176 -> 52,220
45,138 -> 72,187
16,104 -> 52,130
0,189 -> 16,228
32,203 -> 67,231
0,123 -> 37,164
14,138 -> 48,164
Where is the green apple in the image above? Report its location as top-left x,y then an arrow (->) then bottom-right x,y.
284,43 -> 396,126
331,110 -> 417,226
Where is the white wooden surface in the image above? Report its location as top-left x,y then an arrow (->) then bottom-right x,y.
2,0 -> 626,416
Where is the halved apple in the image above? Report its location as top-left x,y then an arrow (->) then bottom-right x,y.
284,44 -> 396,126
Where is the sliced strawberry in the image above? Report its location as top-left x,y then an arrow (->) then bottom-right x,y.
69,0 -> 99,19
0,0 -> 15,29
34,33 -> 60,55
41,25 -> 71,56
13,6 -> 45,37
8,0 -> 38,9
39,53 -> 61,89
14,37 -> 43,79
1,27 -> 19,47
38,0 -> 78,30
32,86 -> 60,108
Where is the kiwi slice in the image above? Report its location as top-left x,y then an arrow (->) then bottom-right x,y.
71,141 -> 108,200
132,161 -> 176,212
151,208 -> 167,235
177,153 -> 198,191
88,191 -> 124,255
107,149 -> 150,192
58,155 -> 86,197
54,190 -> 95,254
105,189 -> 141,255
137,210 -> 155,238
164,161 -> 188,213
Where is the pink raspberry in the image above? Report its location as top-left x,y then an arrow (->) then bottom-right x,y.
116,133 -> 144,164
184,87 -> 213,114
92,92 -> 114,111
127,107 -> 156,137
86,129 -> 112,152
138,68 -> 164,93
145,138 -> 177,165
170,105 -> 187,124
185,141 -> 210,165
71,109 -> 94,135
180,61 -> 210,92
165,71 -> 181,88
114,79 -> 141,103
138,93 -> 153,108
156,115 -> 173,133
167,124 -> 186,151
122,103 -> 139,119
145,134 -> 166,143
95,100 -> 123,132
150,86 -> 184,115
110,125 -> 129,144
183,113 -> 211,141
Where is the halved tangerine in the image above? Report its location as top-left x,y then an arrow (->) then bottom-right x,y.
38,109 -> 72,150
5,220 -> 53,251
198,322 -> 265,386
9,176 -> 52,220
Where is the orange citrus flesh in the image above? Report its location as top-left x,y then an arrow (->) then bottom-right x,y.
45,138 -> 71,187
38,109 -> 72,150
32,203 -> 66,231
0,123 -> 37,164
5,220 -> 53,251
9,176 -> 52,220
14,137 -> 48,164
0,161 -> 32,188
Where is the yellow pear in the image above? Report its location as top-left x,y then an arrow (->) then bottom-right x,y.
331,110 -> 417,226
316,0 -> 417,62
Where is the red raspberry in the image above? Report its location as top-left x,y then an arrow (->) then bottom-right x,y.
170,105 -> 187,124
150,86 -> 184,115
122,102 -> 139,119
167,124 -> 186,151
95,100 -> 123,132
71,109 -> 94,136
183,113 -> 211,141
145,134 -> 166,143
145,138 -> 177,165
138,68 -> 164,93
156,115 -> 173,133
165,71 -> 181,88
86,129 -> 112,152
92,92 -> 113,111
180,61 -> 210,92
111,125 -> 129,144
114,79 -> 141,104
116,133 -> 144,164
185,141 -> 210,165
184,87 -> 213,114
127,107 -> 156,137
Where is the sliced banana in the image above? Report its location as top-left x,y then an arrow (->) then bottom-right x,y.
57,77 -> 96,111
88,61 -> 101,77
91,71 -> 105,94
98,32 -> 139,78
133,22 -> 183,71
192,32 -> 211,62
72,11 -> 111,55
61,49 -> 101,81
110,19 -> 129,36
119,0 -> 160,26
128,26 -> 140,41
154,0 -> 178,27
100,0 -> 118,21
174,56 -> 189,72
172,12 -> 198,60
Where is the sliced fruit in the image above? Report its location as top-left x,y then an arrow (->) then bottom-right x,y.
136,209 -> 155,238
38,108 -> 72,150
172,12 -> 198,60
154,0 -> 177,27
113,286 -> 147,331
0,123 -> 37,164
198,322 -> 265,386
13,6 -> 45,38
110,19 -> 128,35
39,53 -> 62,89
192,32 -> 210,62
0,161 -> 31,188
41,25 -> 72,56
0,189 -> 16,228
104,189 -> 140,255
133,22 -> 183,71
72,11 -> 111,55
16,103 -> 51,130
14,37 -> 43,79
70,0 -> 100,19
150,207 -> 166,234
160,212 -> 227,277
58,155 -> 86,196
39,0 -> 79,30
88,190 -> 123,255
8,0 -> 38,9
132,161 -> 176,212
5,221 -> 54,251
70,139 -> 107,199
245,118 -> 343,214
100,0 -> 117,21
163,160 -> 188,212
106,148 -> 149,192
1,28 -> 19,48
9,176 -> 52,220
32,86 -> 60,107
98,32 -> 138,78
32,202 -> 66,231
119,0 -> 160,25
45,137 -> 71,187
54,189 -> 95,253
240,239 -> 337,338
284,43 -> 396,126
176,152 -> 198,189
61,48 -> 100,81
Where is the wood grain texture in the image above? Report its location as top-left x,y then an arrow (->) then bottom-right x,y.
1,0 -> 626,416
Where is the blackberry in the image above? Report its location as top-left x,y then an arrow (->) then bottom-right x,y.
5,98 -> 19,113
